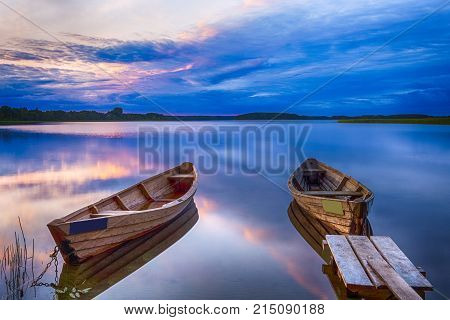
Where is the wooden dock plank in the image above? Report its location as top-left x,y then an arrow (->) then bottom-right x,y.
325,235 -> 373,290
367,258 -> 422,300
346,236 -> 385,288
370,236 -> 432,290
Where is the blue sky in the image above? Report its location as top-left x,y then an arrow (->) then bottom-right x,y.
0,0 -> 449,115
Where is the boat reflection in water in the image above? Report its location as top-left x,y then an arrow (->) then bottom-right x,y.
288,200 -> 373,299
55,201 -> 198,300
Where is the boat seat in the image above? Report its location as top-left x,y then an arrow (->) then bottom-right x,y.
302,168 -> 325,172
168,174 -> 195,180
308,184 -> 322,191
302,168 -> 326,177
302,191 -> 363,197
90,211 -> 130,217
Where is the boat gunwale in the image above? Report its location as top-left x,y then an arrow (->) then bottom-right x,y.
48,162 -> 198,227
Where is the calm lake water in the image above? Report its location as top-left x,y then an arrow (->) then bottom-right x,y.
0,121 -> 449,299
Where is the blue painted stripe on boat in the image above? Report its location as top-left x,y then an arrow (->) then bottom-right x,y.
69,218 -> 108,235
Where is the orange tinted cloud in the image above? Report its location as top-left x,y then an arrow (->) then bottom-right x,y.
178,22 -> 218,42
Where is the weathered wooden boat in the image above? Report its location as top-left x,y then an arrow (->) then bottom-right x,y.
55,201 -> 198,299
288,200 -> 372,262
48,162 -> 198,265
288,158 -> 374,234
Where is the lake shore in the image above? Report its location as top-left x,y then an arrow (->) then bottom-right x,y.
2,106 -> 450,125
338,118 -> 450,125
2,118 -> 450,126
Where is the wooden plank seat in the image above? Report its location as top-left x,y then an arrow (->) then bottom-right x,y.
90,211 -> 130,217
303,191 -> 363,197
308,185 -> 322,191
323,235 -> 433,300
168,174 -> 195,180
301,168 -> 326,177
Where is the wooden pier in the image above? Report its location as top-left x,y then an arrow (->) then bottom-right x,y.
323,235 -> 433,300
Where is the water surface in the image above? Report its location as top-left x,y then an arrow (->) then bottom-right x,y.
0,121 -> 449,299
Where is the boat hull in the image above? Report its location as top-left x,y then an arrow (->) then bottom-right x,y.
56,201 -> 199,299
288,158 -> 374,234
48,198 -> 194,264
291,193 -> 372,234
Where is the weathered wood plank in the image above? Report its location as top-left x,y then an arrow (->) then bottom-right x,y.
336,176 -> 349,191
293,201 -> 331,239
370,236 -> 432,290
367,258 -> 422,300
346,236 -> 385,288
114,196 -> 129,210
138,183 -> 154,201
89,205 -> 99,215
303,191 -> 363,197
325,235 -> 373,290
168,174 -> 195,180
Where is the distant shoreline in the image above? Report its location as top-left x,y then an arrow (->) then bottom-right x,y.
1,106 -> 449,125
338,118 -> 450,125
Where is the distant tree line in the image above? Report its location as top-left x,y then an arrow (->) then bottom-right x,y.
0,106 -> 172,122
0,105 -> 444,122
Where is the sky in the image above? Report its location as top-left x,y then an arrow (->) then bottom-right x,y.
0,0 -> 449,115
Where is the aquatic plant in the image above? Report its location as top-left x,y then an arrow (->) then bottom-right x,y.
0,218 -> 33,299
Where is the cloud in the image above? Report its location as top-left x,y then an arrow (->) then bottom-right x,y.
250,92 -> 280,98
94,41 -> 177,62
0,0 -> 449,114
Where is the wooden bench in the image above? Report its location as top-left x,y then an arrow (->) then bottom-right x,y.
303,191 -> 363,197
168,174 -> 195,180
323,235 -> 432,300
301,168 -> 326,177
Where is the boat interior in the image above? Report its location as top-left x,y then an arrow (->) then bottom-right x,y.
67,163 -> 196,222
292,159 -> 370,200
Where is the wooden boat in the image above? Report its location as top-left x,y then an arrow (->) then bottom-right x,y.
288,158 -> 374,234
55,201 -> 199,299
48,162 -> 198,265
288,200 -> 372,262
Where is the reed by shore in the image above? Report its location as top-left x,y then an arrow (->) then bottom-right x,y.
0,218 -> 34,300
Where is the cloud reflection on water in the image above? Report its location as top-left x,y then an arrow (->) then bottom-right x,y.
1,122 -> 449,299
